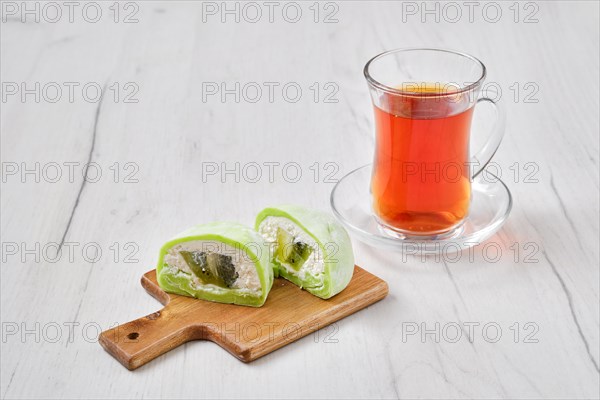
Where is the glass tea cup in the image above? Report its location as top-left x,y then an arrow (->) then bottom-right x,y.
364,48 -> 505,239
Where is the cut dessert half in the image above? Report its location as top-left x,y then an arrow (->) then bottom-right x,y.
255,205 -> 355,299
156,222 -> 274,307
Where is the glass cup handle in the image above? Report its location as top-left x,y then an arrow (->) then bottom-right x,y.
470,97 -> 506,178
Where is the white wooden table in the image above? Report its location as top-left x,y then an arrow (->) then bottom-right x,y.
1,1 -> 598,399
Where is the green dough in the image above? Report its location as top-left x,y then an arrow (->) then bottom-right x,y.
255,205 -> 355,299
156,222 -> 274,307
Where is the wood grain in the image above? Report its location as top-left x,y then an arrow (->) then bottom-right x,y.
99,266 -> 388,370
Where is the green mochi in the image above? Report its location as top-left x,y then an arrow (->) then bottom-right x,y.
156,222 -> 274,307
255,205 -> 355,299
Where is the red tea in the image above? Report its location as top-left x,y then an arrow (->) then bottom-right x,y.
371,85 -> 474,235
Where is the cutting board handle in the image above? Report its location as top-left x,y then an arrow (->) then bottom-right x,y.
99,305 -> 199,370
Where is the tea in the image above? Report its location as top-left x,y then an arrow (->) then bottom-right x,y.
371,85 -> 474,235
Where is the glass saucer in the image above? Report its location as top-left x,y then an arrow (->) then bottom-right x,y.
330,164 -> 512,254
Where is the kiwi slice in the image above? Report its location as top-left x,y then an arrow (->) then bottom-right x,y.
276,227 -> 313,271
180,251 -> 238,288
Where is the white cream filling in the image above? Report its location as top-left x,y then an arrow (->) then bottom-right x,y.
257,216 -> 325,281
163,240 -> 262,295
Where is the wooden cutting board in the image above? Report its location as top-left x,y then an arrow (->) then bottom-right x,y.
99,266 -> 388,370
